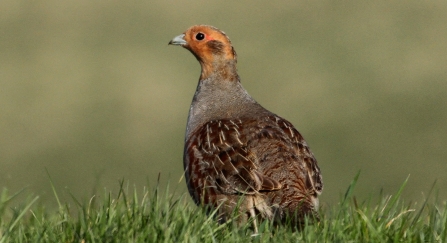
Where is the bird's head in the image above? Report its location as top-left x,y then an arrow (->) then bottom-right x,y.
169,25 -> 238,80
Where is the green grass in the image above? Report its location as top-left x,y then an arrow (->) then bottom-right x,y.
0,175 -> 446,242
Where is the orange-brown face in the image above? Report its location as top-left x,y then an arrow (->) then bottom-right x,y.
169,25 -> 237,64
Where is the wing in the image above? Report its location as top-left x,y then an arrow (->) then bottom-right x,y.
184,115 -> 322,206
262,115 -> 323,196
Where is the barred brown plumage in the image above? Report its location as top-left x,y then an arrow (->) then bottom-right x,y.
169,25 -> 323,231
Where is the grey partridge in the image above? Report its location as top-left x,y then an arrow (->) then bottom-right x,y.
169,25 -> 323,230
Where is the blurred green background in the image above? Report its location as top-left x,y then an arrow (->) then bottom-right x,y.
1,1 -> 446,209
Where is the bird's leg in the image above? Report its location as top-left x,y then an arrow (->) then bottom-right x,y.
248,198 -> 259,234
249,207 -> 258,235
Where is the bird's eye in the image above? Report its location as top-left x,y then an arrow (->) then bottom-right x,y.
195,33 -> 205,41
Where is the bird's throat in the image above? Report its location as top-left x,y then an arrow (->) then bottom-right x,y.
199,59 -> 239,82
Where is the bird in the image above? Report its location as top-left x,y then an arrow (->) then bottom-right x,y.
169,25 -> 323,231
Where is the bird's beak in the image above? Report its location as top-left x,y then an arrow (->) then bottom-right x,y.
169,34 -> 186,46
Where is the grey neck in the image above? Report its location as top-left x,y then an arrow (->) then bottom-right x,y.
185,75 -> 268,140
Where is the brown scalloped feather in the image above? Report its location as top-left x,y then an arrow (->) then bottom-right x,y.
184,116 -> 322,224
